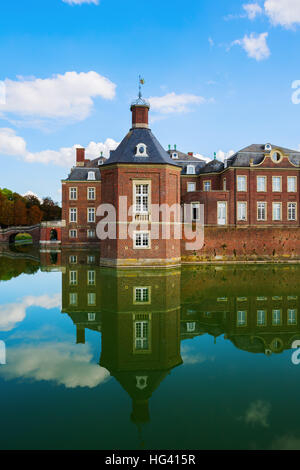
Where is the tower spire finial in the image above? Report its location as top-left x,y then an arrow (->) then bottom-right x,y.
138,75 -> 145,99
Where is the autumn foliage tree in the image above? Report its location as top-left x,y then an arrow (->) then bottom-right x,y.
0,188 -> 61,228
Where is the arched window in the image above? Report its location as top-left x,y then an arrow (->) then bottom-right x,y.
135,143 -> 148,157
187,165 -> 195,175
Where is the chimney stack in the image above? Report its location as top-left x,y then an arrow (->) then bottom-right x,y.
188,152 -> 193,157
76,148 -> 85,167
131,103 -> 150,129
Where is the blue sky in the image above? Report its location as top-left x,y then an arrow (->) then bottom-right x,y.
0,0 -> 300,201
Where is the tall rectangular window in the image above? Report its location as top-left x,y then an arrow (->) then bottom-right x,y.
192,203 -> 200,221
88,187 -> 96,200
134,231 -> 150,249
69,208 -> 77,223
87,293 -> 96,306
69,187 -> 77,200
288,176 -> 297,193
257,310 -> 266,326
257,176 -> 266,192
69,293 -> 78,306
237,202 -> 247,221
223,178 -> 226,191
288,309 -> 297,325
288,203 -> 297,221
203,181 -> 211,192
87,229 -> 96,238
272,176 -> 282,192
237,311 -> 247,327
135,321 -> 149,351
69,229 -> 77,239
237,176 -> 247,192
272,203 -> 282,221
187,182 -> 196,192
87,270 -> 96,286
69,270 -> 77,286
257,202 -> 267,221
87,208 -> 95,223
272,309 -> 281,325
135,184 -> 149,213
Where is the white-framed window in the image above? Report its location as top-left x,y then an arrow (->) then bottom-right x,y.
191,203 -> 200,221
87,171 -> 96,181
272,176 -> 282,192
87,293 -> 96,306
135,143 -> 148,157
288,176 -> 297,193
69,293 -> 78,306
271,151 -> 282,163
217,201 -> 227,225
288,309 -> 297,325
88,187 -> 96,200
69,187 -> 77,200
257,202 -> 267,221
272,202 -> 282,221
237,202 -> 247,221
257,310 -> 266,326
203,181 -> 211,192
135,287 -> 150,303
237,311 -> 247,327
171,152 -> 178,159
87,208 -> 95,223
69,255 -> 77,264
186,322 -> 196,332
69,208 -> 77,223
135,321 -> 149,351
134,231 -> 150,249
187,165 -> 195,175
272,309 -> 282,325
223,178 -> 227,191
69,270 -> 77,286
69,229 -> 77,239
134,183 -> 149,214
288,202 -> 297,221
237,175 -> 247,192
88,313 -> 96,322
187,182 -> 196,192
87,255 -> 95,263
87,229 -> 96,238
87,270 -> 96,286
257,176 -> 267,192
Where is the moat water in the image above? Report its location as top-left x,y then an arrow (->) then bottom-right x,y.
0,245 -> 300,450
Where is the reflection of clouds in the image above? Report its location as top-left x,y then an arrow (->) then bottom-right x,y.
271,435 -> 300,450
0,341 -> 110,389
181,345 -> 215,365
241,400 -> 271,428
0,294 -> 61,331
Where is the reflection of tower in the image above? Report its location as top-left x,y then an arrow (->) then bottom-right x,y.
99,269 -> 183,429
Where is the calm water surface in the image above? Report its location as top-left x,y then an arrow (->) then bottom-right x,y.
0,246 -> 300,450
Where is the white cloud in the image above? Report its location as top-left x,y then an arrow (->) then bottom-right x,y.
0,127 -> 119,166
0,294 -> 61,332
63,0 -> 99,4
264,0 -> 300,28
0,128 -> 27,155
22,191 -> 43,203
232,32 -> 270,61
149,92 -> 208,114
216,149 -> 235,162
242,400 -> 271,428
0,71 -> 116,122
208,37 -> 214,47
243,3 -> 263,19
0,341 -> 110,388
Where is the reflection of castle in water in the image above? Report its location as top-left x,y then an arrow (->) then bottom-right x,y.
56,249 -> 300,423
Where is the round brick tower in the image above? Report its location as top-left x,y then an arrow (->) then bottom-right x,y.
99,96 -> 182,268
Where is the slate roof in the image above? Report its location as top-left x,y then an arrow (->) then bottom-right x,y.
167,149 -> 203,162
65,167 -> 101,181
227,144 -> 300,168
103,128 -> 180,167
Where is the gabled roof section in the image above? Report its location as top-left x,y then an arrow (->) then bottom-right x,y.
227,144 -> 300,167
201,159 -> 224,173
103,128 -> 180,167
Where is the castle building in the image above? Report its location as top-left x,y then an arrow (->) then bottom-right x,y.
60,93 -> 300,266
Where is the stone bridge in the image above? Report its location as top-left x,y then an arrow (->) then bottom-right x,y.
0,224 -> 41,244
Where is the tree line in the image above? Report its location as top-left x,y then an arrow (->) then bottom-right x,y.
0,188 -> 61,228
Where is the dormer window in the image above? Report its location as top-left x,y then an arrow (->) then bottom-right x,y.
265,143 -> 272,152
172,152 -> 178,159
136,143 -> 148,157
98,160 -> 103,166
87,171 -> 96,181
187,165 -> 195,175
271,151 -> 282,163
